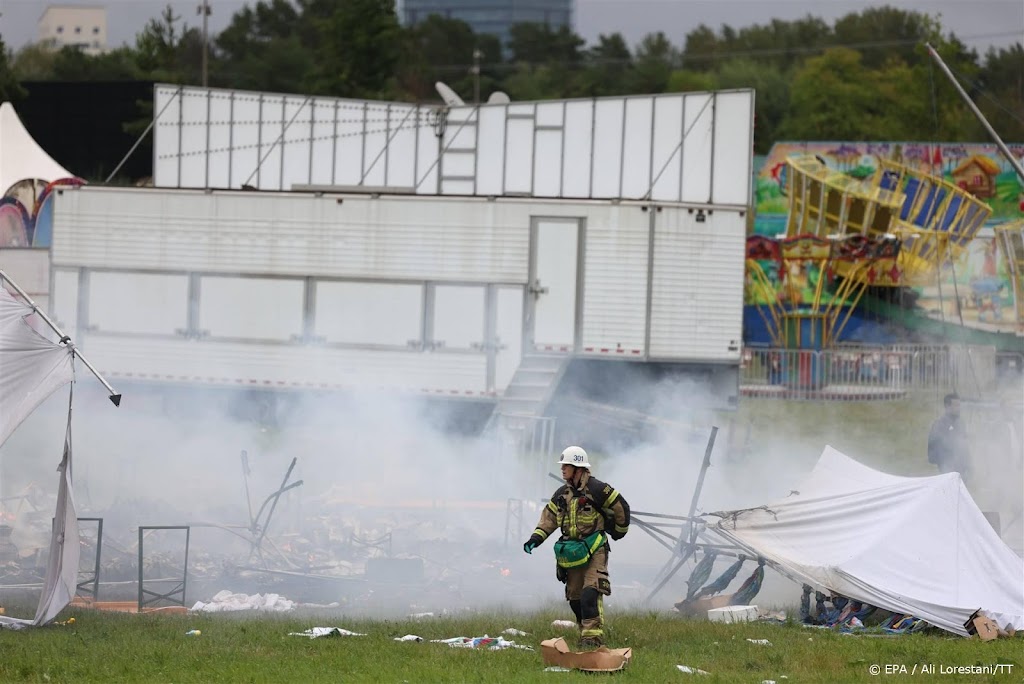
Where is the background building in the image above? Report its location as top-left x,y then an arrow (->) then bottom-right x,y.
401,0 -> 573,48
37,4 -> 107,56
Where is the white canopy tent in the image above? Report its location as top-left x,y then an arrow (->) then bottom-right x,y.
0,275 -> 118,629
714,445 -> 1024,636
0,102 -> 73,196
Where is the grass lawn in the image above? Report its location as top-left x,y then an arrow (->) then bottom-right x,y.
0,606 -> 1020,683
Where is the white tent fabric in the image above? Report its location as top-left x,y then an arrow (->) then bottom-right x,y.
713,445 -> 1024,636
0,285 -> 77,629
0,102 -> 73,196
0,287 -> 74,447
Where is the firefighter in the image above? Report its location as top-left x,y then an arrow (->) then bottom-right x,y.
523,446 -> 630,649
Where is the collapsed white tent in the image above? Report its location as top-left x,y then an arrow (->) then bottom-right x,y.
0,102 -> 73,195
713,445 -> 1024,636
0,285 -> 77,629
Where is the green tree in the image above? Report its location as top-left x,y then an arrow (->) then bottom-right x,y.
832,7 -> 936,69
395,15 -> 501,103
11,42 -> 59,81
680,24 -> 719,71
310,0 -> 402,97
0,32 -> 25,102
507,23 -> 584,66
778,47 -> 879,139
666,69 -> 716,93
630,32 -> 677,94
576,33 -> 632,96
975,43 -> 1024,143
50,46 -> 143,81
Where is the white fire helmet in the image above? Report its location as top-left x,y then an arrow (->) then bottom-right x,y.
557,445 -> 591,469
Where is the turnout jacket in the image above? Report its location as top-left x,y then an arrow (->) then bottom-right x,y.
531,470 -> 630,545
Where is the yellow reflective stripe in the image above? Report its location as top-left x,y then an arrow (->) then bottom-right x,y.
581,628 -> 603,637
587,532 -> 606,555
546,501 -> 559,515
534,528 -> 549,540
569,499 -> 578,539
614,524 -> 629,534
604,490 -> 620,506
560,555 -> 591,568
577,511 -> 601,524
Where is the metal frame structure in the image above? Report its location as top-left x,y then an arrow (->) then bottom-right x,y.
75,517 -> 103,601
137,525 -> 191,611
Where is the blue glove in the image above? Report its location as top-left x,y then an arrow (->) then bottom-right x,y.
523,535 -> 542,554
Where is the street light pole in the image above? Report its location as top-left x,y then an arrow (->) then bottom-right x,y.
197,0 -> 211,88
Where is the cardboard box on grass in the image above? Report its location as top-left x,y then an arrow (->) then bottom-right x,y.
540,637 -> 632,672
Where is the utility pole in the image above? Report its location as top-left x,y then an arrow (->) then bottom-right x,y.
197,0 -> 211,88
471,49 -> 482,104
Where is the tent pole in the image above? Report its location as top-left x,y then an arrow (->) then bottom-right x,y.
0,270 -> 120,406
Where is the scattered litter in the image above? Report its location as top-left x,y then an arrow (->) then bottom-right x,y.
408,612 -> 435,619
758,609 -> 787,622
551,620 -> 576,628
677,665 -> 710,675
191,590 -> 295,613
430,635 -> 532,650
288,627 -> 366,639
185,629 -> 201,636
544,666 -> 572,672
746,639 -> 772,646
761,680 -> 776,684
394,635 -> 424,642
848,617 -> 864,629
503,627 -> 529,636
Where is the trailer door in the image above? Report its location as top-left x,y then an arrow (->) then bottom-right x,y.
527,217 -> 582,353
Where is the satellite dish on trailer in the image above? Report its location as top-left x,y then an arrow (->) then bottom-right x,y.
487,91 -> 511,104
435,82 -> 465,107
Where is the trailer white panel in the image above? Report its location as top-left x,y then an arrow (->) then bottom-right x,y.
433,285 -> 485,351
51,188 -> 530,282
82,337 -> 489,395
87,271 -> 188,336
207,91 -> 233,188
530,218 -> 579,352
313,281 -> 422,348
198,275 -> 304,342
580,206 -> 648,357
154,86 -> 754,206
50,268 -> 78,338
493,286 -> 524,391
648,210 -> 744,361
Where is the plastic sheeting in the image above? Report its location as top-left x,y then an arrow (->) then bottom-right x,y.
714,446 -> 1024,636
0,103 -> 72,197
0,285 -> 76,629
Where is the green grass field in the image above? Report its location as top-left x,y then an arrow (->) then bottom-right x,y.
0,605 -> 1020,683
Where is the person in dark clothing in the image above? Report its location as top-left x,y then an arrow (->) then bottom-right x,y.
927,393 -> 969,477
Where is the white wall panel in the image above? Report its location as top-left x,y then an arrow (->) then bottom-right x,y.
199,276 -> 304,341
281,96 -> 312,188
681,94 -> 714,204
83,336 -> 489,394
650,96 -> 683,202
333,102 -> 366,187
504,116 -> 533,194
433,285 -> 485,350
50,268 -> 78,338
649,210 -> 744,361
494,286 -> 523,391
712,91 -> 754,206
314,281 -> 422,347
229,92 -> 261,190
87,271 -> 188,336
533,130 -> 562,196
590,99 -> 624,198
384,105 -> 419,189
207,91 -> 233,188
621,98 -> 654,200
154,85 -> 753,206
561,101 -> 593,198
309,100 -> 336,185
476,107 -> 505,195
580,206 -> 648,356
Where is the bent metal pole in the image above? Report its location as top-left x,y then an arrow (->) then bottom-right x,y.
925,42 -> 1024,183
0,270 -> 121,406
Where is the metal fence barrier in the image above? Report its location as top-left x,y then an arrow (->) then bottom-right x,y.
740,344 -> 998,401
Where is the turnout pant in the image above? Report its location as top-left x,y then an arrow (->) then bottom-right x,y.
564,547 -> 610,641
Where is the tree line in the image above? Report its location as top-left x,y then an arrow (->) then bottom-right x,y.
0,1 -> 1021,156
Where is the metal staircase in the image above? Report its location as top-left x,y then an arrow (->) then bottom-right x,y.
493,353 -> 571,420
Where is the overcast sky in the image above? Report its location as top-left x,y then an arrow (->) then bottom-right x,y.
1,0 -> 1021,55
